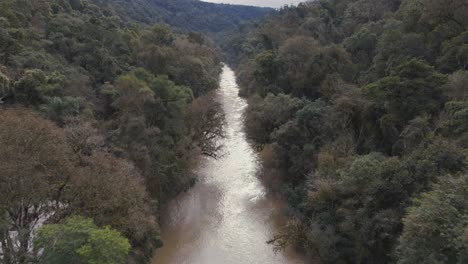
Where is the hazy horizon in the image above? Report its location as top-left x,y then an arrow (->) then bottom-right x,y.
202,0 -> 305,8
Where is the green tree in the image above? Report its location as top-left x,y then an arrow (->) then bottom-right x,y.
272,100 -> 330,177
141,24 -> 174,46
344,27 -> 378,66
400,0 -> 467,33
14,70 -> 65,105
438,31 -> 468,72
397,176 -> 468,264
437,101 -> 468,144
245,93 -> 304,146
36,216 -> 130,264
39,96 -> 91,124
373,29 -> 429,77
253,51 -> 281,95
0,18 -> 20,64
363,59 -> 446,123
345,0 -> 397,24
277,36 -> 319,97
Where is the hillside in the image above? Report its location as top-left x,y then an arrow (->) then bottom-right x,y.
94,0 -> 271,33
225,0 -> 468,263
0,0 -> 228,263
2,0 -> 466,263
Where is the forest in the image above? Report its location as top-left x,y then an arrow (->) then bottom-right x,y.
225,0 -> 467,263
0,0 -> 252,263
0,0 -> 467,263
89,0 -> 271,34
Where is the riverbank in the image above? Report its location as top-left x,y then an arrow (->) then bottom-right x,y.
151,65 -> 305,263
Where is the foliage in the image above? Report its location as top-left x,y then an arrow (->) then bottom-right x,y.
98,0 -> 270,34
0,0 -> 233,263
363,59 -> 446,123
245,93 -> 305,145
36,217 -> 130,264
397,175 -> 468,264
224,0 -> 468,262
0,108 -> 74,263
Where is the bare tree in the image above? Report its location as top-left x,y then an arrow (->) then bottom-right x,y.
186,95 -> 226,159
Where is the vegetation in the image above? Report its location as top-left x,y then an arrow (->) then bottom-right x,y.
397,176 -> 467,264
1,0 -> 467,263
0,0 -> 231,263
225,0 -> 468,263
105,0 -> 271,34
36,217 -> 130,264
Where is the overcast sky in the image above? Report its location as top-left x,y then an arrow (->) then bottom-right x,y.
202,0 -> 305,8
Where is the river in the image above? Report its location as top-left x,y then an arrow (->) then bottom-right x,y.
152,65 -> 305,264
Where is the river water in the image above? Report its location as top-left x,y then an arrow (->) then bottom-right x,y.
152,65 -> 305,264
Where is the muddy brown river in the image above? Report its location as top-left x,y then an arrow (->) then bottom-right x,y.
152,65 -> 305,264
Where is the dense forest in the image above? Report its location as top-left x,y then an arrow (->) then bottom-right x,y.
104,0 -> 271,34
0,0 -> 255,263
1,0 -> 467,263
225,0 -> 467,263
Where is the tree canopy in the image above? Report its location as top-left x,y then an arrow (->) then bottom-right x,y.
224,0 -> 468,263
36,217 -> 130,264
0,0 -> 229,263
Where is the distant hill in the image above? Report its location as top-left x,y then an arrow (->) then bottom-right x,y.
95,0 -> 272,34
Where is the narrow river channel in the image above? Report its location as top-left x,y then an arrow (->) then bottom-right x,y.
152,65 -> 305,264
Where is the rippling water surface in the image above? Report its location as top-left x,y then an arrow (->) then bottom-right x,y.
152,65 -> 305,264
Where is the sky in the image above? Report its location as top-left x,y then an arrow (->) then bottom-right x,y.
202,0 -> 305,8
